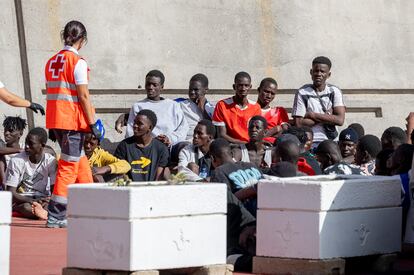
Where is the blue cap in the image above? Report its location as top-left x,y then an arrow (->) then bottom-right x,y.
339,128 -> 358,143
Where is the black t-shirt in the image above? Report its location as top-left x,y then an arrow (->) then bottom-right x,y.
211,161 -> 262,193
114,137 -> 169,181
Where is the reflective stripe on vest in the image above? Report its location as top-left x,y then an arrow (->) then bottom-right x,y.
47,81 -> 77,91
47,93 -> 78,102
60,150 -> 85,162
51,194 -> 68,204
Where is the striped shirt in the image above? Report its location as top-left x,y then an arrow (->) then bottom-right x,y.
292,84 -> 345,143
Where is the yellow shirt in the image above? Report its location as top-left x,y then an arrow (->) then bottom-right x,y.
88,147 -> 131,174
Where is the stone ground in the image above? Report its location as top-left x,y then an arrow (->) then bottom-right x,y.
9,217 -> 414,275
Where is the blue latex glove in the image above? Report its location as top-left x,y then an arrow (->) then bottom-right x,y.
90,119 -> 105,142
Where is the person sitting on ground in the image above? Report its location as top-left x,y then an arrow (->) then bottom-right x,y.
375,149 -> 394,176
348,123 -> 365,139
234,115 -> 272,169
282,128 -> 322,175
212,72 -> 261,144
271,138 -> 307,176
381,126 -> 406,150
315,140 -> 365,175
256,77 -> 289,143
5,127 -> 57,220
292,56 -> 345,148
178,119 -> 215,179
0,116 -> 27,187
176,73 -> 215,142
338,127 -> 359,164
115,109 -> 169,181
210,138 -> 262,216
121,70 -> 189,147
354,134 -> 382,175
84,133 -> 131,182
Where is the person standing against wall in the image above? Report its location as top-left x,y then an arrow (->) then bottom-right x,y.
45,20 -> 103,228
292,56 -> 345,149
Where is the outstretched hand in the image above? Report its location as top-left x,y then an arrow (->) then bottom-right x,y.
28,102 -> 45,115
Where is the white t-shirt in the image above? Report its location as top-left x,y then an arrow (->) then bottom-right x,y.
0,80 -> 4,88
178,144 -> 205,167
179,99 -> 215,141
5,152 -> 57,198
292,84 -> 345,143
126,98 -> 189,145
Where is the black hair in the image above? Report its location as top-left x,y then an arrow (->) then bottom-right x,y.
28,127 -> 48,145
348,123 -> 365,139
381,127 -> 406,149
275,140 -> 300,164
284,126 -> 308,146
315,140 -> 342,162
146,70 -> 165,85
61,20 -> 87,46
312,56 -> 332,69
270,161 -> 297,177
197,119 -> 216,137
375,148 -> 394,176
3,116 -> 27,131
358,134 -> 382,158
234,71 -> 251,83
258,77 -> 277,89
392,144 -> 414,174
85,132 -> 100,145
250,115 -> 268,129
209,138 -> 231,159
190,73 -> 209,88
137,109 -> 157,128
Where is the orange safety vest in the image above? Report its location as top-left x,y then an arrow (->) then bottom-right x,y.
45,49 -> 93,131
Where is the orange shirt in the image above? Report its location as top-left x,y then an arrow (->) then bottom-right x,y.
262,106 -> 289,144
212,97 -> 261,142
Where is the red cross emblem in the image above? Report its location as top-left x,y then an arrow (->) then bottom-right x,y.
49,54 -> 65,78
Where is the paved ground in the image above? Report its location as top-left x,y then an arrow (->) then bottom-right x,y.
9,217 -> 414,275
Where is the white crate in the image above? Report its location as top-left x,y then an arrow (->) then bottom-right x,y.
0,192 -> 11,275
67,182 -> 227,271
257,207 -> 401,259
259,175 -> 401,211
257,175 -> 402,259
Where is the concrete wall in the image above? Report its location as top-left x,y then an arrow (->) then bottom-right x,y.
1,0 -> 413,144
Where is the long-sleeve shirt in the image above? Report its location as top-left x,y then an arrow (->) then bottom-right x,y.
126,98 -> 189,145
88,147 -> 131,174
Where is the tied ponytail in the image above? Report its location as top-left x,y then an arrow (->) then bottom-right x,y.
61,20 -> 87,46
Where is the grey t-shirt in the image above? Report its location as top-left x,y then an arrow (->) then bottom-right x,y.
292,84 -> 345,143
5,152 -> 57,198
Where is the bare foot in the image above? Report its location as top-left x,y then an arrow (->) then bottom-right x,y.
31,202 -> 48,220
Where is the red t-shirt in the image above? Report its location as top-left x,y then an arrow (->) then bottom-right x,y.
262,106 -> 289,143
212,97 -> 262,142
